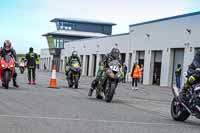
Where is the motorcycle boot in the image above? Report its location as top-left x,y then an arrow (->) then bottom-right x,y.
88,78 -> 98,96
32,80 -> 36,85
88,88 -> 94,97
96,94 -> 103,99
13,72 -> 19,87
13,79 -> 19,88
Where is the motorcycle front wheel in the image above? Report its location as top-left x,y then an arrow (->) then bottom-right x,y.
74,74 -> 79,89
3,71 -> 11,89
171,97 -> 190,121
105,80 -> 117,103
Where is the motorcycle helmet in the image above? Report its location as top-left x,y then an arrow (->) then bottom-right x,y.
29,47 -> 33,53
72,51 -> 78,58
3,40 -> 11,51
111,48 -> 120,59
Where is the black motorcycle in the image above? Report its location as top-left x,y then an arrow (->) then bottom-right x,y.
171,77 -> 200,121
96,60 -> 122,102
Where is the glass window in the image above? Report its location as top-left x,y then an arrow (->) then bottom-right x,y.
53,39 -> 57,48
60,39 -> 64,48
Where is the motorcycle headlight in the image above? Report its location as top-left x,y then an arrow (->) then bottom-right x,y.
1,64 -> 5,68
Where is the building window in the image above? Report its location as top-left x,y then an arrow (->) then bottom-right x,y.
53,38 -> 64,49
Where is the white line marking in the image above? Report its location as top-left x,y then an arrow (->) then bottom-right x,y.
0,114 -> 194,127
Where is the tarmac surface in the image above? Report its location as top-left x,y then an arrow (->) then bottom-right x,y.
0,70 -> 199,133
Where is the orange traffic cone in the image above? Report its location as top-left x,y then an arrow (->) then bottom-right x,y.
48,64 -> 58,88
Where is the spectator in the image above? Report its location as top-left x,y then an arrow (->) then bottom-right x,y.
36,58 -> 40,69
130,62 -> 141,90
122,63 -> 127,83
175,64 -> 182,89
25,47 -> 38,85
44,63 -> 46,70
140,64 -> 144,83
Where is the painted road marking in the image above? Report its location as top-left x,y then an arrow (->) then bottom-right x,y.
0,114 -> 198,128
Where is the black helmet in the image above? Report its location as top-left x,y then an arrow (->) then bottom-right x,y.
3,40 -> 11,51
72,51 -> 78,58
29,47 -> 33,52
111,48 -> 120,59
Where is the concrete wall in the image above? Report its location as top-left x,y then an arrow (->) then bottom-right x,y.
40,49 -> 53,71
129,14 -> 200,86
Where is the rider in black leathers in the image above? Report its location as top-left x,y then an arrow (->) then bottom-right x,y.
0,40 -> 19,87
180,50 -> 200,101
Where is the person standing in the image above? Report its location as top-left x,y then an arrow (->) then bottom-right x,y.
130,62 -> 141,90
122,63 -> 127,83
25,47 -> 38,85
44,63 -> 46,70
175,64 -> 182,89
36,58 -> 40,69
140,64 -> 144,83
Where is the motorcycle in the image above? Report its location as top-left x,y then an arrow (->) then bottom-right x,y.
171,72 -> 200,121
0,55 -> 15,89
67,62 -> 81,89
96,60 -> 122,102
19,62 -> 25,74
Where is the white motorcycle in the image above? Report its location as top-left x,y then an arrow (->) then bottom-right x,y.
19,62 -> 26,74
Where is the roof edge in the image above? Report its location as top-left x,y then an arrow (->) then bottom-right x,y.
129,11 -> 200,27
50,18 -> 116,26
67,32 -> 129,43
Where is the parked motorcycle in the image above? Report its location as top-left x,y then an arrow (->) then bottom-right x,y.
0,55 -> 15,89
67,62 -> 81,89
19,62 -> 25,74
171,73 -> 200,121
96,60 -> 122,102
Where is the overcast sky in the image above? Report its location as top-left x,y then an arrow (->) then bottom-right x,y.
0,0 -> 200,53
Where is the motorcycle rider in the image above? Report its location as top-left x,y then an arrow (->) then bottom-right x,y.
0,40 -> 19,87
19,57 -> 26,72
179,50 -> 200,101
88,47 -> 122,98
20,58 -> 26,66
65,51 -> 81,79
